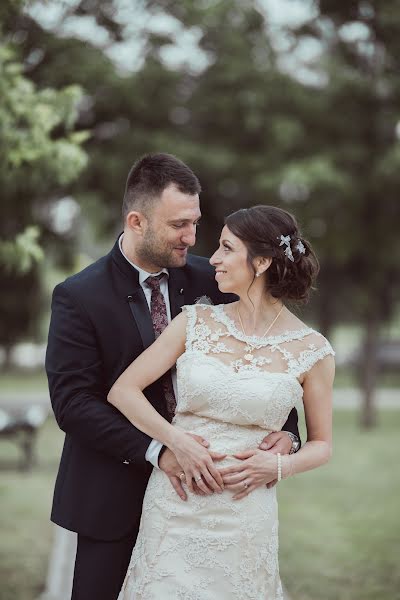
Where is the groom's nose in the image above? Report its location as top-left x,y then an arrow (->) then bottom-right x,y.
181,224 -> 197,247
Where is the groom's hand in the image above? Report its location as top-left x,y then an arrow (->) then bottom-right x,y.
158,448 -> 188,501
159,434 -> 225,500
258,431 -> 292,489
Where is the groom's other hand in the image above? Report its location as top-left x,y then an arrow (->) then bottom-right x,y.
159,434 -> 226,499
159,448 -> 188,501
258,431 -> 293,489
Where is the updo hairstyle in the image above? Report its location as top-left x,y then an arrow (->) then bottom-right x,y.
225,205 -> 319,302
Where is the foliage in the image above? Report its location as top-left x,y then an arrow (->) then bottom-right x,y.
288,0 -> 400,424
0,226 -> 43,274
0,43 -> 88,351
1,0 -> 399,420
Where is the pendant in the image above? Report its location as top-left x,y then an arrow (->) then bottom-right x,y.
244,353 -> 254,361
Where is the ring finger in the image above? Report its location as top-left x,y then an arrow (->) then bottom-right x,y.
225,477 -> 252,493
223,470 -> 251,486
233,483 -> 257,500
192,472 -> 211,495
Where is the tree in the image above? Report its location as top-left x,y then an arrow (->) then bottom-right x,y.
0,42 -> 88,363
286,0 -> 400,426
4,0 -> 399,426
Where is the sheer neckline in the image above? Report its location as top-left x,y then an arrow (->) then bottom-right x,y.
211,304 -> 315,346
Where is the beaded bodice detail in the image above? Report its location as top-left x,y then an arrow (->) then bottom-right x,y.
174,304 -> 334,432
183,303 -> 333,378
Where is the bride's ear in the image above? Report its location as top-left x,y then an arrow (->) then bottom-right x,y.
254,256 -> 272,276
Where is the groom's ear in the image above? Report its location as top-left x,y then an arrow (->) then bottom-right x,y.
126,211 -> 147,236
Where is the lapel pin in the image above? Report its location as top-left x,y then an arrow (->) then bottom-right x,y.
179,288 -> 184,295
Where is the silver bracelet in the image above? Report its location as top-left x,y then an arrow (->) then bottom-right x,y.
277,452 -> 282,482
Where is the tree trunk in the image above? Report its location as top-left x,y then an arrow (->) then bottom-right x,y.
2,344 -> 13,371
359,315 -> 379,429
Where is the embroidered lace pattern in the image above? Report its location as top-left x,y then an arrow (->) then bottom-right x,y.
119,304 -> 334,600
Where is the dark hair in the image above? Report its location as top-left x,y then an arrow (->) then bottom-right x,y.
122,153 -> 201,219
225,205 -> 319,302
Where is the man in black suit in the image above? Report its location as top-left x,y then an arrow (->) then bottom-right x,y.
46,153 -> 300,599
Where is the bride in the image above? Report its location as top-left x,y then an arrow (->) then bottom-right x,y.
108,205 -> 335,599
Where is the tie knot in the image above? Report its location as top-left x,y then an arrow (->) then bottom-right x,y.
146,273 -> 167,291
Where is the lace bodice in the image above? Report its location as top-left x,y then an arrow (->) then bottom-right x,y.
175,304 -> 334,433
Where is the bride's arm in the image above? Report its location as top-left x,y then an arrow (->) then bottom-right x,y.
107,311 -> 224,494
281,354 -> 334,477
221,355 -> 334,499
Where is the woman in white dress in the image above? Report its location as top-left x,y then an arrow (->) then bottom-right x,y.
108,205 -> 335,600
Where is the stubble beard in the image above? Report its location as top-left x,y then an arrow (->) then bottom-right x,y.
137,228 -> 187,270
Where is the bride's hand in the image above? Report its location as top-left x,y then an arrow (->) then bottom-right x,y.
169,430 -> 226,495
219,448 -> 279,500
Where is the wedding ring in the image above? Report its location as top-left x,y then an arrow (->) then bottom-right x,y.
195,476 -> 202,482
179,472 -> 185,481
243,482 -> 249,489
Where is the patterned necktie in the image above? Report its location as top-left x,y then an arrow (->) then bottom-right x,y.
146,274 -> 176,421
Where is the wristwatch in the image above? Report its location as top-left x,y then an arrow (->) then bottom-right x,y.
285,431 -> 300,454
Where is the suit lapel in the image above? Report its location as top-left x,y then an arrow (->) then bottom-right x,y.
168,268 -> 186,319
126,287 -> 155,350
110,237 -> 156,350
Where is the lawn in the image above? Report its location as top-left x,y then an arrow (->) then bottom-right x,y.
279,410 -> 400,600
0,411 -> 399,600
0,418 -> 64,600
0,369 -> 48,394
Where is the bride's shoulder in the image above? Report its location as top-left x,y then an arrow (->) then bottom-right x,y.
182,302 -> 225,325
283,314 -> 334,351
298,325 -> 335,357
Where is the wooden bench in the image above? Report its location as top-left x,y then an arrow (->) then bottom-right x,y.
0,404 -> 48,471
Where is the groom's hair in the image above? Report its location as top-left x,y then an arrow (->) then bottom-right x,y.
122,153 -> 201,220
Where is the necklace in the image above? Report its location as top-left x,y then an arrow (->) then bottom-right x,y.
236,304 -> 284,362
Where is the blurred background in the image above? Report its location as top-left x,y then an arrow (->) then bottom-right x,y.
0,1 -> 399,599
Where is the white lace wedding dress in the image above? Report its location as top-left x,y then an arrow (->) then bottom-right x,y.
119,304 -> 334,600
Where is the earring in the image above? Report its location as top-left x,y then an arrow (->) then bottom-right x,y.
255,272 -> 260,278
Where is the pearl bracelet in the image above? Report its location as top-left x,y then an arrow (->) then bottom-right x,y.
277,452 -> 282,482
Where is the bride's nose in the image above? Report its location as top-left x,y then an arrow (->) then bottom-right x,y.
209,249 -> 221,266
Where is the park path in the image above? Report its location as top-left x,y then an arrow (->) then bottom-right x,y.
1,387 -> 399,410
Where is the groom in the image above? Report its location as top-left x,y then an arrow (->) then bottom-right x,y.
46,153 -> 300,599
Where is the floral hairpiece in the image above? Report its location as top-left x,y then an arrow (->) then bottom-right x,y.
278,235 -> 305,262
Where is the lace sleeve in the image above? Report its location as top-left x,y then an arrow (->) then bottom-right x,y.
295,335 -> 335,377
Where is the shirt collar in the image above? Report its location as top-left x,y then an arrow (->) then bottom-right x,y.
118,234 -> 169,286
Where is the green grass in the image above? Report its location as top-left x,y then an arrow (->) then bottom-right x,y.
1,412 -> 399,600
279,410 -> 400,600
0,418 -> 64,600
0,369 -> 48,394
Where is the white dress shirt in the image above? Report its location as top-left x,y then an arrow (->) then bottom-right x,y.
119,234 -> 178,468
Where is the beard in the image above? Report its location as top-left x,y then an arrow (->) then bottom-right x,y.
136,226 -> 188,269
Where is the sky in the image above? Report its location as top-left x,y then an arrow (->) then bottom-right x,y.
27,0 -> 323,84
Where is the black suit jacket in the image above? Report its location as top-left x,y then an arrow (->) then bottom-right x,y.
46,238 -> 300,541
